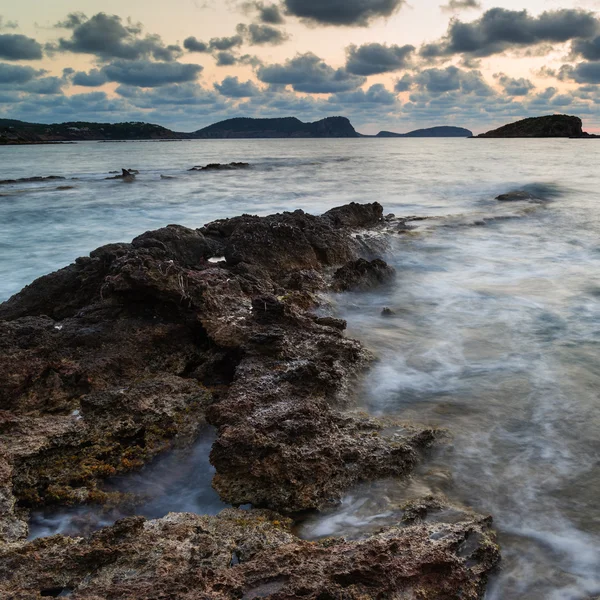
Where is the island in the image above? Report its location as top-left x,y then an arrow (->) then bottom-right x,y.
376,126 -> 473,138
476,114 -> 594,138
0,119 -> 180,144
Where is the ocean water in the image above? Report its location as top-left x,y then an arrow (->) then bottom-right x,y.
2,138 -> 600,599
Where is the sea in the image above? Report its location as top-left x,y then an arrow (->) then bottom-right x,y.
1,138 -> 599,599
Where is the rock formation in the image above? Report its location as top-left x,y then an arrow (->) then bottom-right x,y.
0,202 -> 500,597
477,114 -> 587,138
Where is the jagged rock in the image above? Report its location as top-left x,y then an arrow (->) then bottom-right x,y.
0,202 -> 428,540
0,506 -> 500,599
382,307 -> 396,317
105,168 -> 137,181
332,258 -> 396,292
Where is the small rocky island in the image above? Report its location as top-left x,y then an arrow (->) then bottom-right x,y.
0,202 -> 500,598
377,126 -> 473,138
477,114 -> 593,138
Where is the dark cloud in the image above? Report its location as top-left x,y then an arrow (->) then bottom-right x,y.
183,36 -> 209,53
214,75 -> 261,97
55,12 -> 182,61
243,2 -> 286,24
402,66 -> 493,96
0,62 -> 41,84
21,76 -> 65,95
215,51 -> 237,66
330,83 -> 397,105
208,35 -> 244,51
345,43 -> 414,75
565,61 -> 600,84
72,68 -> 109,87
282,0 -> 405,27
572,36 -> 600,61
102,59 -> 203,87
0,34 -> 43,60
236,23 -> 289,45
494,73 -> 535,96
0,17 -> 19,30
116,82 -> 222,107
421,8 -> 600,58
440,0 -> 481,13
257,52 -> 366,93
394,73 -> 413,92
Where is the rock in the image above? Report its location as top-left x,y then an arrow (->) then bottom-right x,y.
0,203 -> 429,540
382,307 -> 396,317
477,114 -> 586,138
189,162 -> 250,171
332,258 -> 396,292
0,506 -> 500,599
323,201 -> 384,228
496,190 -> 538,202
105,168 -> 137,181
314,316 -> 347,330
160,174 -> 175,180
0,175 -> 66,185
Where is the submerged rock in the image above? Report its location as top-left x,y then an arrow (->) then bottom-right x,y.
0,506 -> 500,599
105,168 -> 138,181
0,175 -> 65,185
189,162 -> 251,171
496,190 -> 545,202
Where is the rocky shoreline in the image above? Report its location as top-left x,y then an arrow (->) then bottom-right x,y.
0,202 -> 500,598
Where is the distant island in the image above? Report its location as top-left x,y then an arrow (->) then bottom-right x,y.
477,114 -> 595,138
193,116 -> 359,138
376,126 -> 473,138
0,119 -> 178,144
1,116 -> 477,144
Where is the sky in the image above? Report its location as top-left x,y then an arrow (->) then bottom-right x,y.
1,0 -> 600,134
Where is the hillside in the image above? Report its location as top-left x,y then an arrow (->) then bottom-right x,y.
477,115 -> 588,138
377,126 -> 473,138
192,116 -> 359,138
0,120 -> 180,144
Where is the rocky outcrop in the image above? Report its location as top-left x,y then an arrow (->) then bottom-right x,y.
477,114 -> 586,138
0,202 -> 437,537
0,505 -> 500,599
0,176 -> 66,185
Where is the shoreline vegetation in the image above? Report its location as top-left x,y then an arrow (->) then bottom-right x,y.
2,113 -> 594,145
0,202 -> 501,598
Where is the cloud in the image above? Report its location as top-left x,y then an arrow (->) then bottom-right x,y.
208,35 -> 244,51
116,82 -> 222,107
0,62 -> 42,84
564,61 -> 600,84
214,75 -> 261,97
257,52 -> 366,93
55,12 -> 182,61
572,36 -> 600,61
215,51 -> 237,66
21,76 -> 65,95
345,43 -> 414,75
0,34 -> 43,60
421,8 -> 600,58
440,0 -> 481,13
0,17 -> 18,30
236,23 -> 289,45
494,73 -> 535,96
183,36 -> 209,53
330,83 -> 397,104
243,2 -> 286,24
282,0 -> 405,27
402,66 -> 493,96
102,59 -> 203,87
72,68 -> 109,87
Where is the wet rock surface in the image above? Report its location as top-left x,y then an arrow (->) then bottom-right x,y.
0,506 -> 500,600
0,201 -> 500,597
189,162 -> 251,171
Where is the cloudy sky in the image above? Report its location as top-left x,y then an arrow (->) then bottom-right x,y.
1,0 -> 600,134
